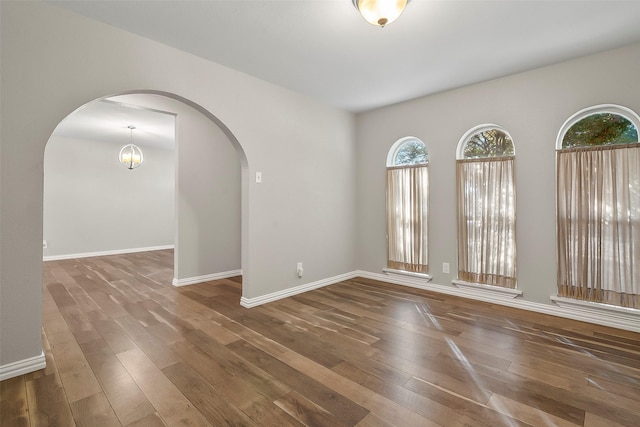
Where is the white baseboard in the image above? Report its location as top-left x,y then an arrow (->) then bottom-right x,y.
172,269 -> 242,287
240,272 -> 357,308
234,268 -> 640,333
357,271 -> 640,333
0,352 -> 46,381
43,245 -> 174,261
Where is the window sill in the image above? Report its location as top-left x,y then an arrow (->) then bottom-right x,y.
452,279 -> 522,299
383,268 -> 432,282
550,296 -> 640,317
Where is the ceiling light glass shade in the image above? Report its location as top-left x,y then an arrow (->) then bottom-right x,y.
352,0 -> 409,27
119,144 -> 143,170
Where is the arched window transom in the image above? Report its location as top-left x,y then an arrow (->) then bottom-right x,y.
557,104 -> 640,149
387,137 -> 428,166
562,113 -> 638,148
458,126 -> 515,159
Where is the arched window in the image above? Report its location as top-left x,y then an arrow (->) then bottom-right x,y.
456,125 -> 516,288
386,137 -> 429,274
556,105 -> 640,308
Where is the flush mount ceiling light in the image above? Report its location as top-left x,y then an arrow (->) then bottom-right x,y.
119,125 -> 144,170
352,0 -> 409,27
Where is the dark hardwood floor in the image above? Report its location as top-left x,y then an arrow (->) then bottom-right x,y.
2,249 -> 640,426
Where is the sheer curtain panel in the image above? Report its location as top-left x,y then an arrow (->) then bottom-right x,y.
557,145 -> 640,308
386,165 -> 428,273
457,157 -> 516,288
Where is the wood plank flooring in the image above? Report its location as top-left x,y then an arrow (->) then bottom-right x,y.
2,249 -> 640,426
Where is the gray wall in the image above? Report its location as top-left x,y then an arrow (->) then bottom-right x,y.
355,42 -> 640,304
1,2 -> 356,370
43,136 -> 175,257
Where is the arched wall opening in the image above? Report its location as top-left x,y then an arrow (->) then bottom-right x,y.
43,90 -> 249,292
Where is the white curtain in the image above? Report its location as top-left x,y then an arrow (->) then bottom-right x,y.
457,157 -> 516,288
386,165 -> 428,273
557,145 -> 640,308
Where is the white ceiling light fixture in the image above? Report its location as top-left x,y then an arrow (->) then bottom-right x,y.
119,125 -> 144,170
352,0 -> 409,28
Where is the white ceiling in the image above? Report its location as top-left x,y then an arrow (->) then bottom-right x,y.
53,98 -> 176,150
49,0 -> 640,113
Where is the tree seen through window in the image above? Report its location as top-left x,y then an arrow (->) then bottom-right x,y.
562,113 -> 638,148
394,139 -> 428,165
463,128 -> 514,159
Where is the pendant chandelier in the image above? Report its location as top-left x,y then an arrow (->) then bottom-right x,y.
119,125 -> 144,170
352,0 -> 409,28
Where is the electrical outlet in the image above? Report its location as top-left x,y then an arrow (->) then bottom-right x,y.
442,262 -> 450,274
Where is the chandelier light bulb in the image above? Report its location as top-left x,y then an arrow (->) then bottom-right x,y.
352,0 -> 409,28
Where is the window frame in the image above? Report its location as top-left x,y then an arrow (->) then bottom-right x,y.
385,136 -> 431,279
555,104 -> 640,309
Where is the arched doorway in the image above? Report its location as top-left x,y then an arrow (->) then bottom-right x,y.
44,90 -> 249,291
